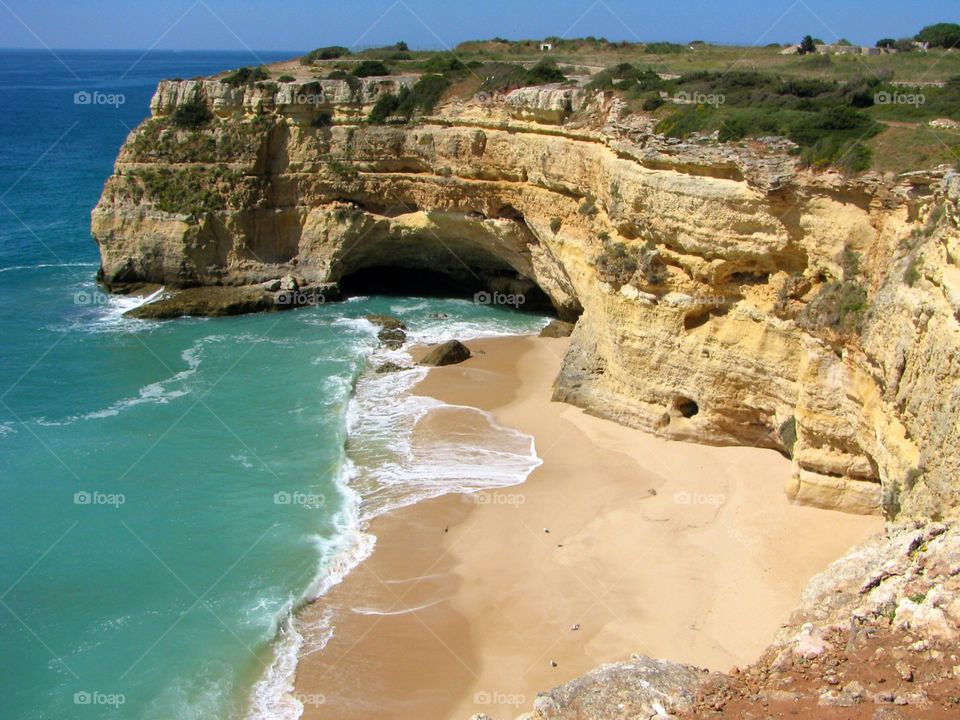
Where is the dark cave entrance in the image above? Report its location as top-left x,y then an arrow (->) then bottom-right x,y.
338,265 -> 558,317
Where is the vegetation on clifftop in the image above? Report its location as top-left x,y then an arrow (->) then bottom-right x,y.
368,73 -> 451,123
122,165 -> 254,216
126,115 -> 272,165
220,65 -> 270,85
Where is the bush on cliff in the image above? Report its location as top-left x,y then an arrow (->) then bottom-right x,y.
171,98 -> 212,128
300,46 -> 349,64
656,102 -> 881,173
351,60 -> 390,77
419,52 -> 466,73
220,65 -> 270,85
524,58 -> 566,85
797,248 -> 868,335
797,279 -> 868,335
367,74 -> 451,123
369,90 -> 405,123
595,240 -> 637,288
128,165 -> 247,216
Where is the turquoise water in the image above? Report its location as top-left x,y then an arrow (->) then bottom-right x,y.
0,51 -> 546,719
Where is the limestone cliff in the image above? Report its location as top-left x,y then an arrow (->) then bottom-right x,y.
91,75 -> 960,519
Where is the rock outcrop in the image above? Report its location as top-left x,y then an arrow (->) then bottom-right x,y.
91,74 -> 960,520
525,655 -> 714,719
420,339 -> 472,366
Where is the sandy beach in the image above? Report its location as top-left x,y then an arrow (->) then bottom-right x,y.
292,333 -> 881,720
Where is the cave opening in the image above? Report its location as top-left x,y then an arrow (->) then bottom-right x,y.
338,265 -> 558,317
675,397 -> 700,418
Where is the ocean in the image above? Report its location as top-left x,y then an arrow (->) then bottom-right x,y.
0,50 -> 546,719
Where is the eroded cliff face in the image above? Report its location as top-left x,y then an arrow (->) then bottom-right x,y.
91,77 -> 960,519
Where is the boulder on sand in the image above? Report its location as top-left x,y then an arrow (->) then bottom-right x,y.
420,340 -> 471,366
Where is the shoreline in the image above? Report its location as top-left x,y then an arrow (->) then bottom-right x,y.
290,332 -> 881,720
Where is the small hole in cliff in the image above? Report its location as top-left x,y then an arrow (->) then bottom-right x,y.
496,204 -> 525,222
674,397 -> 699,418
683,311 -> 710,331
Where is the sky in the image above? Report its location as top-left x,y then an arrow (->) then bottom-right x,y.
0,0 -> 956,52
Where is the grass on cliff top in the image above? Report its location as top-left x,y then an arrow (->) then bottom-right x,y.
586,64 -> 960,172
867,124 -> 960,172
451,38 -> 960,84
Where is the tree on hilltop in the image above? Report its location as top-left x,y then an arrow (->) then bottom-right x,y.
798,35 -> 817,55
915,22 -> 960,49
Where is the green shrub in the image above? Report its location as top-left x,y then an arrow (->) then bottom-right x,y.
301,46 -> 349,64
333,204 -> 364,222
642,96 -> 665,111
351,60 -> 390,77
525,59 -> 566,85
369,90 -> 404,123
326,158 -> 359,178
578,196 -> 599,215
915,22 -> 960,49
368,74 -> 451,123
477,62 -> 528,94
778,416 -> 797,455
643,41 -> 689,55
797,280 -> 868,335
277,74 -> 295,82
396,74 -> 449,114
220,65 -> 270,85
171,98 -> 212,128
639,240 -> 667,285
904,254 -> 923,286
419,52 -> 466,73
550,217 -> 562,233
595,240 -> 637,287
129,164 -> 247,215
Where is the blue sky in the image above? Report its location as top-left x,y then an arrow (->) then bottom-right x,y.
0,0 -> 956,51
